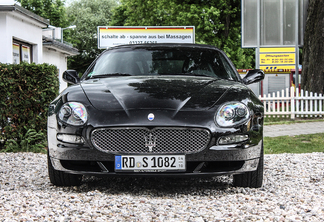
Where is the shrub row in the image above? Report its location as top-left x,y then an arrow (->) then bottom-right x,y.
0,63 -> 59,152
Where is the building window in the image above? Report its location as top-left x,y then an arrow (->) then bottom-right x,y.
12,40 -> 32,64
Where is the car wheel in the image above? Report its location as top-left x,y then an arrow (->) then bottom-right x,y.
47,151 -> 82,186
233,143 -> 264,188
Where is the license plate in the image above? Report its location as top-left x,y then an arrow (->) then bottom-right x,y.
115,155 -> 186,172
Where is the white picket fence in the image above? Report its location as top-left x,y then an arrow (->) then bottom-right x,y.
259,87 -> 324,119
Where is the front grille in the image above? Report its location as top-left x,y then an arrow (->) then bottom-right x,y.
91,127 -> 211,154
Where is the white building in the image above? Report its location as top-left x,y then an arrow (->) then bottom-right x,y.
0,2 -> 78,92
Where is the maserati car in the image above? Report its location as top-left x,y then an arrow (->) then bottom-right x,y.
47,43 -> 265,188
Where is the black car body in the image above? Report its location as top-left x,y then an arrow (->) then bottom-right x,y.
47,44 -> 265,187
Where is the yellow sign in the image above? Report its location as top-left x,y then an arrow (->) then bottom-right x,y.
259,47 -> 295,53
260,53 -> 295,65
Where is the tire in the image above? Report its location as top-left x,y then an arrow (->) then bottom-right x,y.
47,151 -> 82,186
233,143 -> 264,188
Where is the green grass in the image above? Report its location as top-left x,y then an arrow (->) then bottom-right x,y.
264,117 -> 324,125
264,118 -> 324,154
264,133 -> 324,154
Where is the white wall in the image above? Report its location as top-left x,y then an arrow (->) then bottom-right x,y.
0,13 -> 11,63
0,11 -> 45,64
42,48 -> 68,92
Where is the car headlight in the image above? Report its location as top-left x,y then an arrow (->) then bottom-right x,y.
58,102 -> 88,126
215,102 -> 250,127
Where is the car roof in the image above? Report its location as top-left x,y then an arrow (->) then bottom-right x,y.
108,43 -> 222,51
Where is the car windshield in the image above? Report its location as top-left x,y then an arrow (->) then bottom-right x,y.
84,46 -> 239,81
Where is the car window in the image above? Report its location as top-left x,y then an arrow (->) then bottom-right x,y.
84,47 -> 239,81
218,55 -> 237,80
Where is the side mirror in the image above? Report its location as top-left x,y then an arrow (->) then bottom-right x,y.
63,70 -> 80,85
242,69 -> 265,85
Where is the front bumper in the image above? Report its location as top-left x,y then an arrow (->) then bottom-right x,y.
48,140 -> 262,177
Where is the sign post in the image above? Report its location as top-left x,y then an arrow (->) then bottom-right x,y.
242,0 -> 308,95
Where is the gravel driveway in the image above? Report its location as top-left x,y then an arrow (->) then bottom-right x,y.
0,152 -> 323,221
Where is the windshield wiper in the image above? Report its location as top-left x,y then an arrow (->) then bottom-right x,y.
88,73 -> 133,79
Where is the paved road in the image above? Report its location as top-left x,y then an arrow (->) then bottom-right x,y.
264,121 -> 324,137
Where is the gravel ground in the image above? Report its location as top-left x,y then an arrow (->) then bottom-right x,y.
0,152 -> 324,221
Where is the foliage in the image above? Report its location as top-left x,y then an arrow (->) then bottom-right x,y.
301,0 -> 324,94
1,128 -> 47,153
264,133 -> 324,154
65,0 -> 118,73
111,0 -> 255,68
0,63 -> 59,152
16,0 -> 68,27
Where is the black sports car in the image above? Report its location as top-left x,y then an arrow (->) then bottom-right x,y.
47,43 -> 265,188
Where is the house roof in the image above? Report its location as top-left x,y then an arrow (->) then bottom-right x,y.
0,4 -> 49,26
1,4 -> 78,56
43,36 -> 79,56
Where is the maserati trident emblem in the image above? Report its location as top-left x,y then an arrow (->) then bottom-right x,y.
148,113 -> 155,121
144,133 -> 157,152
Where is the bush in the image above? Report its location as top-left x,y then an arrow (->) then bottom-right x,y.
0,63 -> 59,152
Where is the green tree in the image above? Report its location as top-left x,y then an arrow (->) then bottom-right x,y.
66,0 -> 118,73
111,0 -> 254,68
16,0 -> 68,27
301,0 -> 324,93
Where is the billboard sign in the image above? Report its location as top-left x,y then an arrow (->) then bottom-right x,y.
98,26 -> 195,49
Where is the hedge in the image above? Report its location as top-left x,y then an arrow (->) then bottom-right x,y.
0,63 -> 59,152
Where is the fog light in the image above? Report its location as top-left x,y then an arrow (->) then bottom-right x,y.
218,134 -> 248,145
57,134 -> 84,144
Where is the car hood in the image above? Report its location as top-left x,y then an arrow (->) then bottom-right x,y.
81,76 -> 237,111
